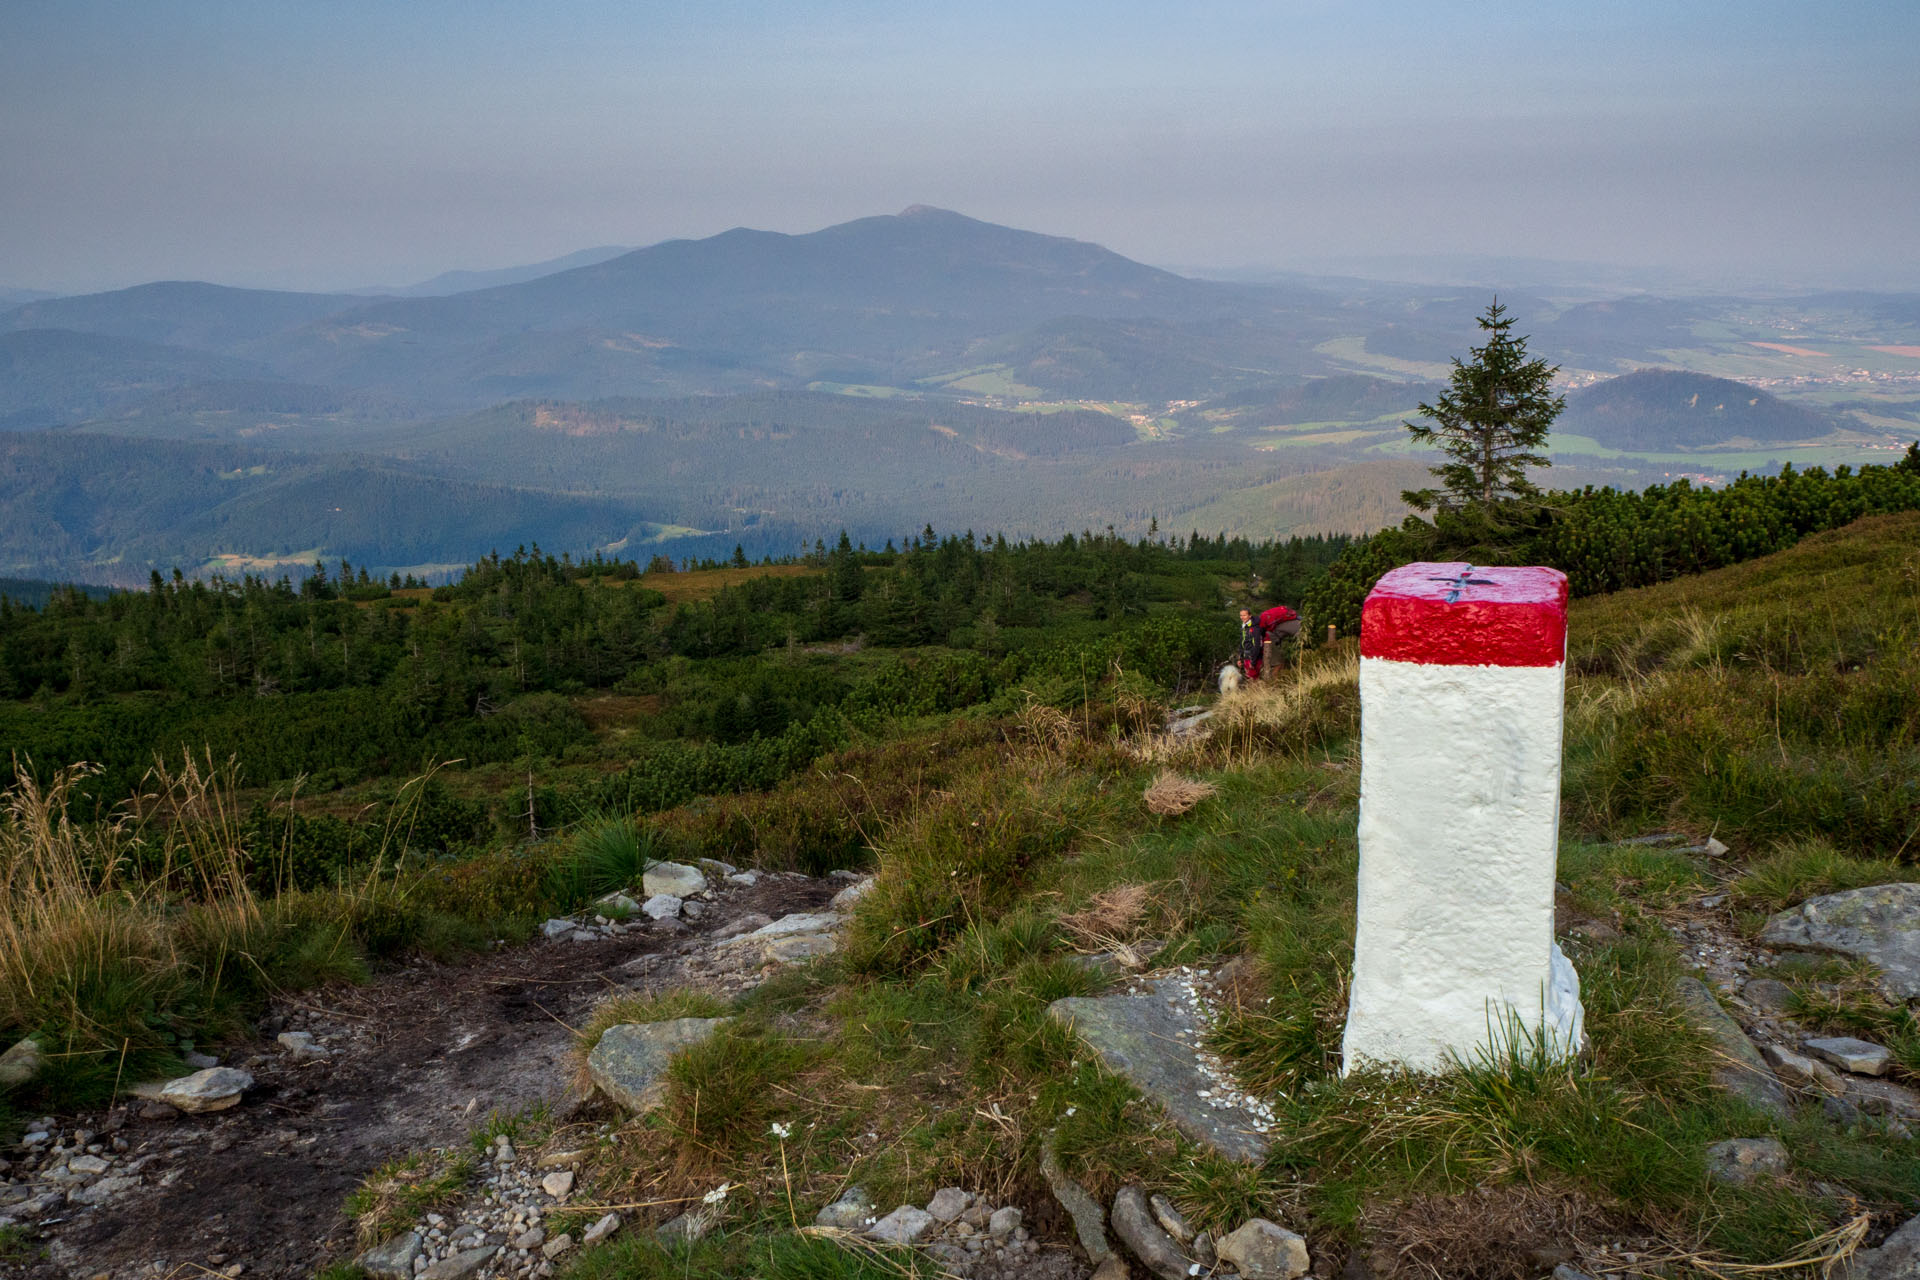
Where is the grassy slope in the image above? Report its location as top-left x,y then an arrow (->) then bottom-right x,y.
10,516 -> 1919,1277
543,513 -> 1920,1279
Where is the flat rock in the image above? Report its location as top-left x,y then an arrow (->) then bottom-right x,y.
816,1187 -> 874,1230
355,1231 -> 423,1280
157,1066 -> 254,1113
713,912 -> 773,940
1805,1036 -> 1892,1076
643,861 -> 708,898
69,1175 -> 139,1205
1760,883 -> 1920,997
541,918 -> 577,939
1672,978 -> 1789,1119
719,912 -> 847,946
1049,978 -> 1272,1162
869,1205 -> 935,1245
642,893 -> 684,920
990,1206 -> 1023,1240
583,1212 -> 621,1244
542,1169 -> 574,1198
419,1246 -> 497,1280
766,934 -> 838,964
927,1187 -> 973,1222
1216,1219 -> 1311,1280
1112,1186 -> 1191,1280
1705,1137 -> 1790,1185
1843,1075 -> 1920,1119
586,1018 -> 729,1112
1837,1211 -> 1920,1279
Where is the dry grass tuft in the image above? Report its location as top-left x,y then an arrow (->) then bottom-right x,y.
1057,883 -> 1154,952
1015,697 -> 1080,753
1361,1185 -> 1619,1280
1142,770 -> 1217,816
345,1148 -> 473,1246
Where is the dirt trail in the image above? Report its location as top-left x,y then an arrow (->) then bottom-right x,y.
4,874 -> 838,1280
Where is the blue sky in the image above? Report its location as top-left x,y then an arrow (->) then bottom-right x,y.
3,0 -> 1916,292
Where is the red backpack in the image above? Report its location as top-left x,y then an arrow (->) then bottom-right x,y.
1258,605 -> 1297,631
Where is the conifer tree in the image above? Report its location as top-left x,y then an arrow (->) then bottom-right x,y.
1402,299 -> 1565,513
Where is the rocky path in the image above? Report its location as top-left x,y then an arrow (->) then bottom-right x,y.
0,869 -> 843,1280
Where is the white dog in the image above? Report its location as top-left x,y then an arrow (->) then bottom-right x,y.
1217,663 -> 1242,695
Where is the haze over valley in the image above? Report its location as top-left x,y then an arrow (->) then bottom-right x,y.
4,207 -> 1917,584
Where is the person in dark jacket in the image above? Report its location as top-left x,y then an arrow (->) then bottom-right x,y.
1238,608 -> 1264,681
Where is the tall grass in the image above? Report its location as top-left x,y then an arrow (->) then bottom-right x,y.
0,752 -> 460,1107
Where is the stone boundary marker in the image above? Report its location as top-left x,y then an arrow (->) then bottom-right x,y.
1341,562 -> 1585,1074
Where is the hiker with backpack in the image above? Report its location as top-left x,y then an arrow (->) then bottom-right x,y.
1234,604 -> 1301,683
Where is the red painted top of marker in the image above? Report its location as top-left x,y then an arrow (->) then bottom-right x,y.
1360,563 -> 1568,668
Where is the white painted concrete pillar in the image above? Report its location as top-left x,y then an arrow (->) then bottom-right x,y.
1340,562 -> 1584,1074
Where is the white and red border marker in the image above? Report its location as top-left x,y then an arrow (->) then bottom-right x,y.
1340,562 -> 1584,1074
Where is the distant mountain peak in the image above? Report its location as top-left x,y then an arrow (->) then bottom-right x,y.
898,204 -> 959,218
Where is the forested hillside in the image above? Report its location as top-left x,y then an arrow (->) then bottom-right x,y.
0,528 -> 1347,828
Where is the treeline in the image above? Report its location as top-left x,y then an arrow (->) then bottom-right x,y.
0,526 -> 1347,807
1304,449 -> 1920,634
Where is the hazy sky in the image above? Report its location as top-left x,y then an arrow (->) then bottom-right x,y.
4,0 -> 1916,294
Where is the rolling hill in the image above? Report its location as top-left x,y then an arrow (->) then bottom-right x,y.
1,281 -> 356,353
1560,369 -> 1836,449
0,329 -> 270,429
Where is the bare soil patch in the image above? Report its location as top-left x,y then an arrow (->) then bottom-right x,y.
7,874 -> 840,1280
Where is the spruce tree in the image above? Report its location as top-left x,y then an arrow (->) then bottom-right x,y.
1402,299 -> 1565,513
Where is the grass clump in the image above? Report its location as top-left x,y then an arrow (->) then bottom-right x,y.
0,755 -> 510,1110
661,1022 -> 814,1167
842,772 -> 1075,975
1142,771 -> 1217,817
543,817 -> 676,907
344,1148 -> 472,1246
1732,837 -> 1919,913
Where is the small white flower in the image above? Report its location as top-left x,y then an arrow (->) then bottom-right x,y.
702,1182 -> 733,1206
1063,1106 -> 1077,1117
769,1121 -> 792,1139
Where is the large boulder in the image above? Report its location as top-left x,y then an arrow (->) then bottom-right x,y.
586,1018 -> 728,1113
1760,883 -> 1920,997
643,862 -> 708,899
